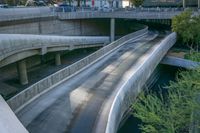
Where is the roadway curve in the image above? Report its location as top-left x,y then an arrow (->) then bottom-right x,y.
0,34 -> 109,67
16,31 -> 163,133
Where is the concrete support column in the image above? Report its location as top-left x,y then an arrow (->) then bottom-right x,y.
55,53 -> 61,66
183,0 -> 186,8
17,60 -> 28,85
198,0 -> 200,8
110,18 -> 115,42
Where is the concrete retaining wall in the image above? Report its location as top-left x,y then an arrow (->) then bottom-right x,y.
0,95 -> 28,133
102,32 -> 177,133
7,27 -> 148,112
0,19 -> 108,36
0,7 -> 53,22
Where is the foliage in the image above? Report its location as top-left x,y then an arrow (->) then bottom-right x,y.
185,50 -> 200,62
131,0 -> 144,7
132,67 -> 200,133
172,10 -> 200,49
5,0 -> 15,5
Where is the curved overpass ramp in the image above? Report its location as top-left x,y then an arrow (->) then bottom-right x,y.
6,28 -> 176,133
0,34 -> 109,67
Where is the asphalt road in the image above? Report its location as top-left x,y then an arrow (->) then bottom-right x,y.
16,31 -> 163,133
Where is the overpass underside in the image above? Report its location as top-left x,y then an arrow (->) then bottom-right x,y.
15,30 -> 176,133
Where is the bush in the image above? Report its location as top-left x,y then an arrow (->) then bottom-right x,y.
184,51 -> 200,62
132,68 -> 200,133
172,10 -> 200,50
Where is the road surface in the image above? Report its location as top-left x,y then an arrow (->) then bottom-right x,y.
16,31 -> 164,133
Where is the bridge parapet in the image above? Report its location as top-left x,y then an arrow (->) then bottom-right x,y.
7,27 -> 148,113
0,7 -> 186,23
97,32 -> 177,133
58,11 -> 182,20
0,7 -> 54,22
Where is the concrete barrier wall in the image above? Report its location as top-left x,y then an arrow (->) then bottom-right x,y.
0,95 -> 28,133
0,7 -> 181,22
7,27 -> 148,112
58,11 -> 181,20
103,32 -> 177,133
0,7 -> 53,22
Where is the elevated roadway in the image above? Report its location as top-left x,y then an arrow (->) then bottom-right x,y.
0,34 -> 109,85
0,7 -> 193,23
13,30 -> 176,133
0,34 -> 109,68
57,10 -> 182,20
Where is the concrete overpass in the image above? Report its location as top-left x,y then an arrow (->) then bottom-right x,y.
0,6 -> 197,133
0,34 -> 109,85
57,10 -> 182,20
0,7 -> 194,23
1,27 -> 177,133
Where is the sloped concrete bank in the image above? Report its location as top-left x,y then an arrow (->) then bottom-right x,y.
7,27 -> 148,113
0,95 -> 28,133
95,32 -> 177,133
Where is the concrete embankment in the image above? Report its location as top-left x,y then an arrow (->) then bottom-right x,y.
0,95 -> 28,133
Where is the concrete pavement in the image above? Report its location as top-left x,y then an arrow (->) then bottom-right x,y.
16,31 -> 162,133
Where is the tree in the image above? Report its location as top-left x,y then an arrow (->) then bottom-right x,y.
130,0 -> 144,7
172,10 -> 200,49
132,67 -> 200,133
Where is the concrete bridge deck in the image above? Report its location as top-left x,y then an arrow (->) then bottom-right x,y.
57,10 -> 182,20
0,7 -> 191,23
14,31 -> 176,133
0,34 -> 109,67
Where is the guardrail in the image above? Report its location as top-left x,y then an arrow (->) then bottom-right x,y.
7,27 -> 148,112
104,32 -> 177,133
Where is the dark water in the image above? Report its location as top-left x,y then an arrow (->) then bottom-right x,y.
117,64 -> 182,133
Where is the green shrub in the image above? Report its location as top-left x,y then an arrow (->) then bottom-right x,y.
184,51 -> 200,62
132,68 -> 200,133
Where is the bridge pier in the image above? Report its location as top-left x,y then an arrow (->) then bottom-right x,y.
110,18 -> 115,42
183,0 -> 186,8
55,53 -> 61,66
17,59 -> 28,85
198,0 -> 200,8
